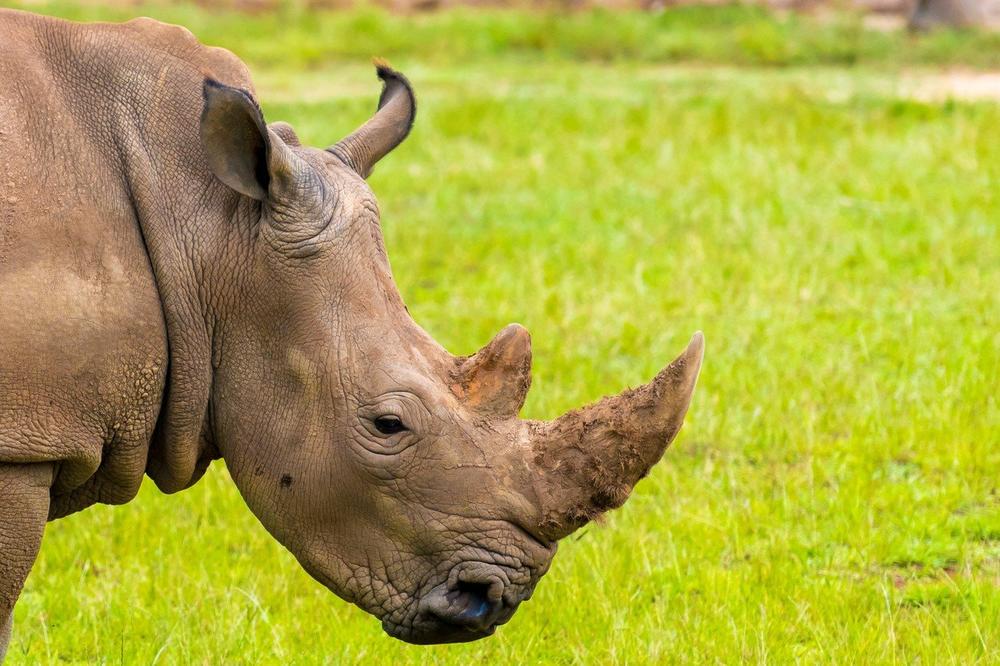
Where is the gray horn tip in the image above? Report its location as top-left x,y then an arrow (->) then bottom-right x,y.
687,330 -> 705,365
652,330 -> 704,414
665,331 -> 705,378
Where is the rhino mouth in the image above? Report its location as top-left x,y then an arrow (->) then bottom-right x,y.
385,578 -> 515,644
383,558 -> 545,645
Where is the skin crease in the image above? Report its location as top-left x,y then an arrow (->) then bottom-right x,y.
0,7 -> 703,654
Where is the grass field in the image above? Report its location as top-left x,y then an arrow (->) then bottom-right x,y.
5,1 -> 1000,664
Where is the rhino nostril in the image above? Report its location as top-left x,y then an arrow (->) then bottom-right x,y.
455,581 -> 494,621
423,579 -> 503,633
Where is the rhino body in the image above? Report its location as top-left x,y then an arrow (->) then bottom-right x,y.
0,9 -> 702,656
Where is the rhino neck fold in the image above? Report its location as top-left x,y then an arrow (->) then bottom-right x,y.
95,41 -> 260,494
130,175 -> 262,494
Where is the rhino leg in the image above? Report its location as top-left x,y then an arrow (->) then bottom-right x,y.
0,463 -> 52,663
0,613 -> 10,663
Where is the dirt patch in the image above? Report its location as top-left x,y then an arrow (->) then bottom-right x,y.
863,12 -> 908,30
905,69 -> 1000,101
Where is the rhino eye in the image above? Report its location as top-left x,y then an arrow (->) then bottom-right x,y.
373,415 -> 407,435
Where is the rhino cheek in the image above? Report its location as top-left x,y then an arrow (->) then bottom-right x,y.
294,517 -> 436,626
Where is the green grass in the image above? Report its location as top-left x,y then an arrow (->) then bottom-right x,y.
6,2 -> 1000,664
9,0 -> 1000,68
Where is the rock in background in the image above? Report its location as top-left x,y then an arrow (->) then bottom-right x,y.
908,0 -> 1000,29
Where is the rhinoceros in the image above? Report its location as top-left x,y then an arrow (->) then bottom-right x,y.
0,8 -> 703,654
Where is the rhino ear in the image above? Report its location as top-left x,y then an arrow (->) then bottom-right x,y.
200,79 -> 299,201
327,62 -> 415,178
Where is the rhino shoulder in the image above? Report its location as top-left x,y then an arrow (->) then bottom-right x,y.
118,15 -> 254,91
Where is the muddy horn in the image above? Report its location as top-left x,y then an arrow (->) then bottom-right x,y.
328,62 -> 416,178
527,332 -> 704,541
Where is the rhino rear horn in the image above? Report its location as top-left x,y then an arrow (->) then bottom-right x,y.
453,324 -> 533,418
328,61 -> 416,178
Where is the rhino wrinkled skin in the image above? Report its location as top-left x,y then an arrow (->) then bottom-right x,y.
0,8 -> 703,655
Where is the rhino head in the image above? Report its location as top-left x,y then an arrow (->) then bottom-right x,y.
196,64 -> 703,644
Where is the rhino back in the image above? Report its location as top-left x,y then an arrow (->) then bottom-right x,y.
0,9 -> 248,517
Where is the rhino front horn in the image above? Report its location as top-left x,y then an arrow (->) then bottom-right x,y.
527,332 -> 704,541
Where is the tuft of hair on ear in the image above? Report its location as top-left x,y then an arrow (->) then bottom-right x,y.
371,57 -> 417,136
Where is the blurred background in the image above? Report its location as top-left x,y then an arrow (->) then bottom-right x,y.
4,0 -> 999,663
18,0 -> 1000,23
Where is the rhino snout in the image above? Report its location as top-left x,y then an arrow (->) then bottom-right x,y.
421,569 -> 517,643
385,562 -> 535,645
